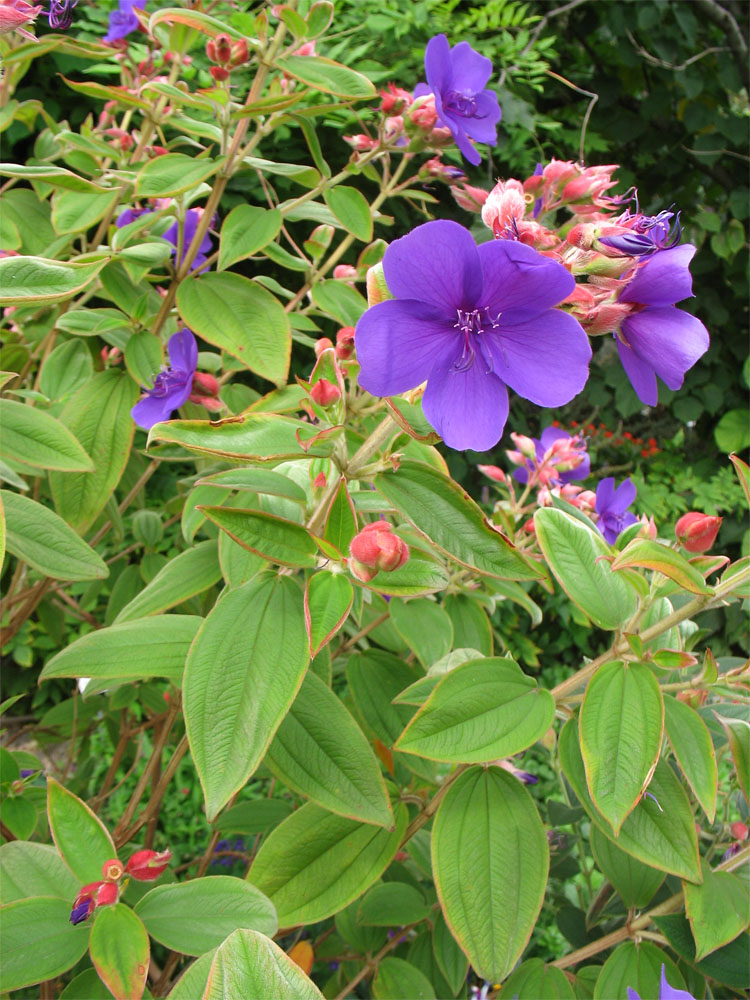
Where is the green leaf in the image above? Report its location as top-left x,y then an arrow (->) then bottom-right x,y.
2,490 -> 108,582
275,55 -> 376,98
714,714 -> 750,803
729,453 -> 750,509
216,800 -> 293,838
389,598 -> 453,668
218,205 -> 282,271
177,272 -> 290,384
715,409 -> 750,453
654,914 -> 750,990
589,825 -> 664,909
202,506 -> 318,568
0,842 -> 80,904
249,801 -> 407,925
324,186 -> 373,242
684,859 -> 750,959
444,593 -> 494,654
432,911 -> 469,995
499,958 -> 576,999
432,767 -> 549,982
167,951 -> 215,1000
49,370 -> 139,534
89,904 -> 149,1000
135,876 -> 277,956
135,153 -> 222,196
534,508 -> 638,630
375,461 -> 540,581
0,255 -> 107,305
53,190 -> 117,235
323,478 -> 357,555
47,777 -> 116,885
2,797 -> 36,840
372,957 -> 436,999
124,330 -> 163,388
611,538 -> 713,595
396,657 -> 555,764
0,897 -> 89,992
311,279 -> 368,325
114,540 -> 221,623
358,883 -> 430,926
61,968 -> 134,1000
0,161 -> 105,192
0,399 -> 93,472
579,661 -> 664,832
304,571 -> 353,656
39,340 -> 93,402
184,575 -> 309,819
558,720 -> 701,883
203,929 -> 324,1000
663,695 -> 717,822
198,468 -> 307,503
593,941 -> 686,1000
148,413 -> 336,461
265,671 -> 393,827
360,548 -> 450,597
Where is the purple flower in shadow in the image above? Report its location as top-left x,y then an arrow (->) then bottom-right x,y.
104,0 -> 145,43
414,34 -> 501,166
616,244 -> 709,406
355,219 -> 591,452
513,426 -> 590,486
627,965 -> 695,1000
163,209 -> 213,273
595,476 -> 638,544
131,328 -> 198,430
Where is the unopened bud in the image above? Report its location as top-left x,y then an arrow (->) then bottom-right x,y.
210,65 -> 231,83
510,432 -> 536,459
312,471 -> 327,490
675,512 -> 722,553
638,514 -> 657,540
209,33 -> 233,64
229,38 -> 249,67
349,522 -> 409,581
730,821 -> 748,841
335,326 -> 355,361
478,465 -> 506,483
310,378 -> 341,407
125,849 -> 172,882
333,264 -> 357,280
380,83 -> 411,115
314,338 -> 334,356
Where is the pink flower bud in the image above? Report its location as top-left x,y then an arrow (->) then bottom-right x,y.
349,522 -> 409,581
335,326 -> 355,360
510,432 -> 536,459
229,38 -> 249,68
344,134 -> 377,151
638,514 -> 657,539
452,183 -> 489,213
730,821 -> 748,841
102,859 -> 124,882
333,264 -> 357,280
478,464 -> 506,483
408,95 -> 438,131
313,472 -> 327,490
380,82 -> 411,115
293,40 -> 316,57
310,378 -> 341,407
125,848 -> 172,881
314,337 -> 334,356
208,33 -> 233,64
210,65 -> 231,83
675,512 -> 722,553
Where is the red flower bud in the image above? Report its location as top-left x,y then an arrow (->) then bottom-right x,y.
314,337 -> 334,356
335,326 -> 356,360
675,512 -> 722,553
70,880 -> 118,925
209,65 -> 231,83
730,821 -> 748,841
229,38 -> 249,68
478,464 -> 506,483
208,33 -> 233,64
125,848 -> 172,881
102,859 -> 124,882
349,522 -> 409,581
309,378 -> 341,407
379,82 -> 411,115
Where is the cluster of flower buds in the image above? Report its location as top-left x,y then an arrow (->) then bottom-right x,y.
70,849 -> 171,925
349,522 -> 409,582
675,511 -> 722,553
313,326 -> 356,364
505,427 -> 590,490
205,32 -> 250,81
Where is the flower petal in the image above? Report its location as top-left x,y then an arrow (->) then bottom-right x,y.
445,119 -> 481,165
355,299 -> 457,397
131,393 -> 177,430
620,244 -> 696,307
617,337 -> 658,405
539,427 -> 569,450
596,477 -> 615,512
383,219 -> 482,313
611,477 -> 637,514
423,34 -> 452,96
448,40 -> 493,92
622,307 -> 709,391
477,240 -> 575,316
461,90 -> 501,144
490,309 -> 591,407
422,358 -> 509,451
167,328 -> 198,374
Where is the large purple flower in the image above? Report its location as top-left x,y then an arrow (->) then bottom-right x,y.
131,328 -> 197,430
627,965 -> 695,1000
355,220 -> 592,452
414,34 -> 501,166
163,209 -> 213,274
616,244 -> 709,406
104,0 -> 145,43
513,426 -> 590,485
595,476 -> 638,544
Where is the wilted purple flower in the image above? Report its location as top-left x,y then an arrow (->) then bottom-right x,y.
355,220 -> 591,451
47,0 -> 77,29
615,244 -> 709,406
104,0 -> 145,43
627,965 -> 695,1000
595,476 -> 638,544
131,328 -> 198,429
163,209 -> 213,273
413,34 -> 501,166
513,426 -> 590,486
600,208 -> 681,257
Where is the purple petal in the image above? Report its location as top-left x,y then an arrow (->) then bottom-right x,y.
560,451 -> 590,483
445,118 -> 481,165
659,965 -> 695,1000
626,988 -> 641,1000
617,337 -> 659,405
621,307 -> 709,392
513,466 -> 530,484
383,220 -> 482,314
462,90 -> 501,144
423,34 -> 452,97
595,478 -> 615,511
167,328 -> 198,374
478,241 -> 575,316
539,427 -> 570,450
412,82 -> 432,99
448,40 -> 493,92
131,393 -> 177,430
611,478 -> 637,514
620,244 -> 696,307
355,299 -> 456,397
489,310 -> 591,407
422,359 -> 509,451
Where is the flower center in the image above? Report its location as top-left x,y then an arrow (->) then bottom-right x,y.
444,90 -> 481,119
452,307 -> 503,373
151,368 -> 189,398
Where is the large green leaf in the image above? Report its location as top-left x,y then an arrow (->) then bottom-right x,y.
49,370 -> 139,533
559,719 -> 701,883
684,860 -> 750,960
663,695 -> 717,822
167,951 -> 215,1000
534,508 -> 638,629
593,941 -> 685,1000
375,461 -> 539,581
358,882 -> 430,927
0,896 -> 89,991
396,657 -> 555,764
2,490 -> 108,582
265,671 -> 393,827
202,929 -> 324,1000
177,272 -> 290,384
148,413 -> 335,461
47,778 -> 116,885
40,615 -> 201,685
201,506 -> 318,568
360,548 -> 450,597
654,915 -> 750,990
589,826 -> 664,909
135,876 -> 277,956
184,575 -> 309,819
218,205 -> 282,271
275,55 -> 376,98
432,767 -> 549,983
249,801 -> 407,925
89,904 -> 149,1000
579,661 -> 664,832
0,255 -> 107,305
136,152 -> 222,196
115,540 -> 221,623
0,842 -> 80,904
0,399 -> 93,471
499,958 -> 576,999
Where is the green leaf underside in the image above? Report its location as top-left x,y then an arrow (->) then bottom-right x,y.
201,506 -> 318,567
499,958 -> 576,999
663,695 -> 718,822
0,399 -> 93,471
89,904 -> 149,1000
304,570 -> 353,656
203,929 -> 324,1000
589,825 -> 665,909
0,841 -> 80,905
148,413 -> 336,461
47,778 -> 116,885
684,860 -> 750,960
114,540 -> 222,623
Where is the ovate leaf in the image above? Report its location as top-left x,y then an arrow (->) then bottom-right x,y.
89,904 -> 149,1000
0,399 -> 93,472
47,777 -> 116,885
684,860 -> 750,959
203,929 -> 324,1000
0,897 -> 89,992
664,695 -> 717,822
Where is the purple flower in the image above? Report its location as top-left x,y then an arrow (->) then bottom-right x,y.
116,207 -> 151,229
513,426 -> 590,486
104,0 -> 145,43
131,328 -> 198,430
69,898 -> 94,925
600,209 -> 681,257
355,220 -> 591,452
163,209 -> 213,273
414,34 -> 501,166
615,244 -> 709,406
627,965 -> 695,1000
47,0 -> 77,29
595,476 -> 638,544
